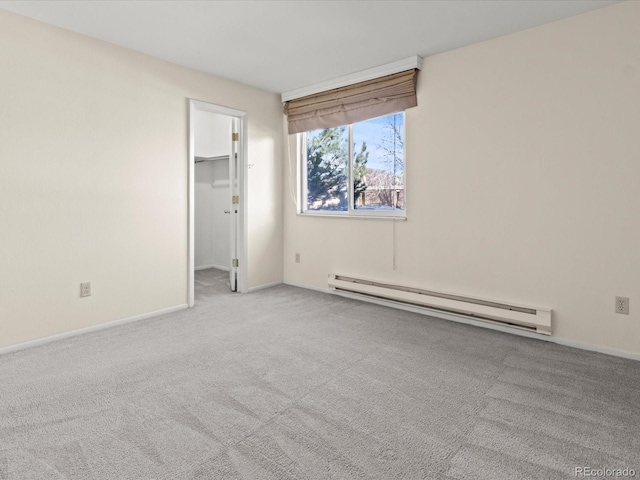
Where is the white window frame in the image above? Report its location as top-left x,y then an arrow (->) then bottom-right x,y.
297,114 -> 407,220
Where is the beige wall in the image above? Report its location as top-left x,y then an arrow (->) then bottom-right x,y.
284,2 -> 640,355
0,10 -> 284,348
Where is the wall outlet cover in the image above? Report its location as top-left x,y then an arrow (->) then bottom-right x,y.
615,296 -> 629,315
81,282 -> 92,297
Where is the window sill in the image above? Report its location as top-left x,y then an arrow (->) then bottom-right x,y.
297,211 -> 407,221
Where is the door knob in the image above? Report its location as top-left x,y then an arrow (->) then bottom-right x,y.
224,210 -> 231,214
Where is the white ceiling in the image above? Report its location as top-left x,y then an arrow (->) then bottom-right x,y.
0,0 -> 620,94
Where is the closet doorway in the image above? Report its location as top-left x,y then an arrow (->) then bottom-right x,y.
188,100 -> 247,306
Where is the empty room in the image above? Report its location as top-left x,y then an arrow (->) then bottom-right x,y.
0,1 -> 638,479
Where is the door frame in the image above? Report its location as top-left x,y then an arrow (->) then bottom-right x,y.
188,99 -> 248,306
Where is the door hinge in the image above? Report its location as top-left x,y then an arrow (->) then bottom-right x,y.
232,132 -> 239,141
232,195 -> 239,205
232,259 -> 239,267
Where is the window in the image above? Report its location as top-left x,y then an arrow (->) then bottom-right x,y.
300,112 -> 405,218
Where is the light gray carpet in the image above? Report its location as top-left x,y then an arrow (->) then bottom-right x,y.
1,268 -> 638,480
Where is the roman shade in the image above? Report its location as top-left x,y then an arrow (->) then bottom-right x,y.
283,69 -> 418,134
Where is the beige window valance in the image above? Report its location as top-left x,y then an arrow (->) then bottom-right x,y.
283,69 -> 418,134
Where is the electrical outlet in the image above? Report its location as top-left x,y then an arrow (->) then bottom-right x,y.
81,282 -> 92,297
615,296 -> 629,315
295,253 -> 301,263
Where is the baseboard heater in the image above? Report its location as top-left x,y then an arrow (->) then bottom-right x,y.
328,274 -> 552,335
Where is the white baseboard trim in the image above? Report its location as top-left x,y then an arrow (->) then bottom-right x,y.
547,336 -> 640,362
283,280 -> 332,294
284,280 -> 640,362
0,304 -> 189,357
248,280 -> 283,293
195,264 -> 230,271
